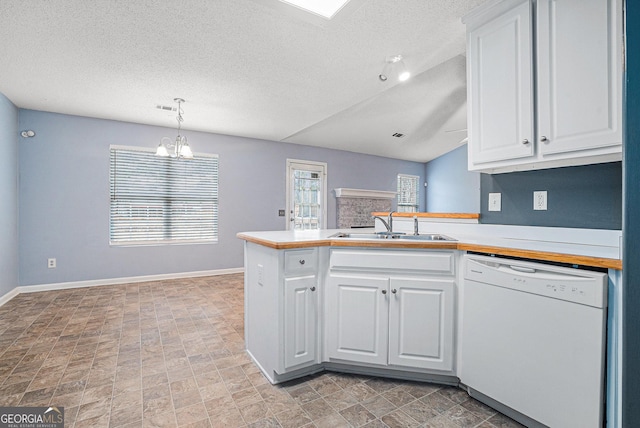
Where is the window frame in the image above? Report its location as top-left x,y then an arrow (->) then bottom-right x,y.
109,145 -> 219,247
397,173 -> 420,213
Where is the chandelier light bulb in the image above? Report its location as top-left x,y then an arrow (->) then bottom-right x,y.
379,55 -> 411,83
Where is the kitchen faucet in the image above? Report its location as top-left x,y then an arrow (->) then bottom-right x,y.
372,211 -> 395,233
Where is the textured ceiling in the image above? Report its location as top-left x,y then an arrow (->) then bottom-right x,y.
0,0 -> 488,162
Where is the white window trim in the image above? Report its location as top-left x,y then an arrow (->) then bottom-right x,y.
397,173 -> 420,213
109,145 -> 219,246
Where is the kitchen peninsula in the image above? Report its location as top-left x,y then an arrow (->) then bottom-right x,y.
238,216 -> 622,427
238,215 -> 622,269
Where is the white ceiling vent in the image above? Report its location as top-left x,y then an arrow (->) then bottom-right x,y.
156,105 -> 177,112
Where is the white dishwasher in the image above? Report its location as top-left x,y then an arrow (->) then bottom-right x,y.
460,254 -> 607,428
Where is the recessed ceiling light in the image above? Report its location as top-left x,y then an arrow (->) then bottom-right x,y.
278,0 -> 351,19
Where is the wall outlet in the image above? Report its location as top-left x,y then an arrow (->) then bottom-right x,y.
47,258 -> 56,269
534,191 -> 548,210
488,193 -> 502,212
278,209 -> 285,217
257,264 -> 264,285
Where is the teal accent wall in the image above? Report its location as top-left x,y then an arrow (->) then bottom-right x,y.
622,0 -> 640,424
425,144 -> 621,230
480,162 -> 622,230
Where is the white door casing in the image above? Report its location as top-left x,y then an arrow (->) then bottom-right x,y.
286,159 -> 327,230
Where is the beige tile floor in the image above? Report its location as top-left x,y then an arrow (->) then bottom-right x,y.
0,273 -> 524,428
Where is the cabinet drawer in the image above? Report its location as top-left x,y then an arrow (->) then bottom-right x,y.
284,249 -> 317,275
330,249 -> 455,275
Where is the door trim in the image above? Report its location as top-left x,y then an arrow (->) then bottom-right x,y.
286,159 -> 328,230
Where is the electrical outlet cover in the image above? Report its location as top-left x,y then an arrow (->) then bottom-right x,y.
534,191 -> 548,210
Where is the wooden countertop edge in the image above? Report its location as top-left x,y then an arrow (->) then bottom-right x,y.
237,233 -> 622,270
371,212 -> 480,219
456,243 -> 622,270
237,234 -> 332,249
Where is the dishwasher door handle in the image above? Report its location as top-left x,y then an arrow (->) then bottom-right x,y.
508,265 -> 537,274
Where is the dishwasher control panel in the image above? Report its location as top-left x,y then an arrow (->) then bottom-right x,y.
464,254 -> 607,308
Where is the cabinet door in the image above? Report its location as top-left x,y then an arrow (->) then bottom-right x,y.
326,274 -> 389,365
467,0 -> 534,167
536,0 -> 621,156
283,275 -> 317,370
388,277 -> 455,371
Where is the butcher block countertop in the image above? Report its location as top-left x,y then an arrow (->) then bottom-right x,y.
371,212 -> 480,220
237,224 -> 623,270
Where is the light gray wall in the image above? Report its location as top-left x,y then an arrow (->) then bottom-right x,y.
0,94 -> 19,296
425,144 -> 480,212
18,109 -> 424,286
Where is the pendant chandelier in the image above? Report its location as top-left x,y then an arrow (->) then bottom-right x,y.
155,98 -> 194,159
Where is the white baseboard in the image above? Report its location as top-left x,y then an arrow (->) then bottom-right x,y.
0,267 -> 245,304
0,287 -> 20,307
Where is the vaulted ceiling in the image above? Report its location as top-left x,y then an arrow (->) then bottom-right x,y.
0,0 -> 488,162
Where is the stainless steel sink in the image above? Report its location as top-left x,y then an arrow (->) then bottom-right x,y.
398,234 -> 457,241
330,232 -> 456,241
329,232 -> 403,240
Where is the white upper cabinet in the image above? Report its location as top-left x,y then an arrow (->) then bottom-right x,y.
467,0 -> 535,165
536,0 -> 622,156
465,0 -> 622,173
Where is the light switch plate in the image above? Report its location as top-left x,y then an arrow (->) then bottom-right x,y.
488,193 -> 501,212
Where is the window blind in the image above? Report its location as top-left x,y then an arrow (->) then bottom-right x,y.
109,146 -> 218,245
397,174 -> 419,213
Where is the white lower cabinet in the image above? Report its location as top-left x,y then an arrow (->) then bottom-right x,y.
244,243 -> 321,383
326,250 -> 456,372
326,274 -> 389,365
245,243 -> 457,384
283,275 -> 317,369
388,277 -> 454,371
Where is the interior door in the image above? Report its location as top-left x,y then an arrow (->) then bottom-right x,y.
286,160 -> 327,230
